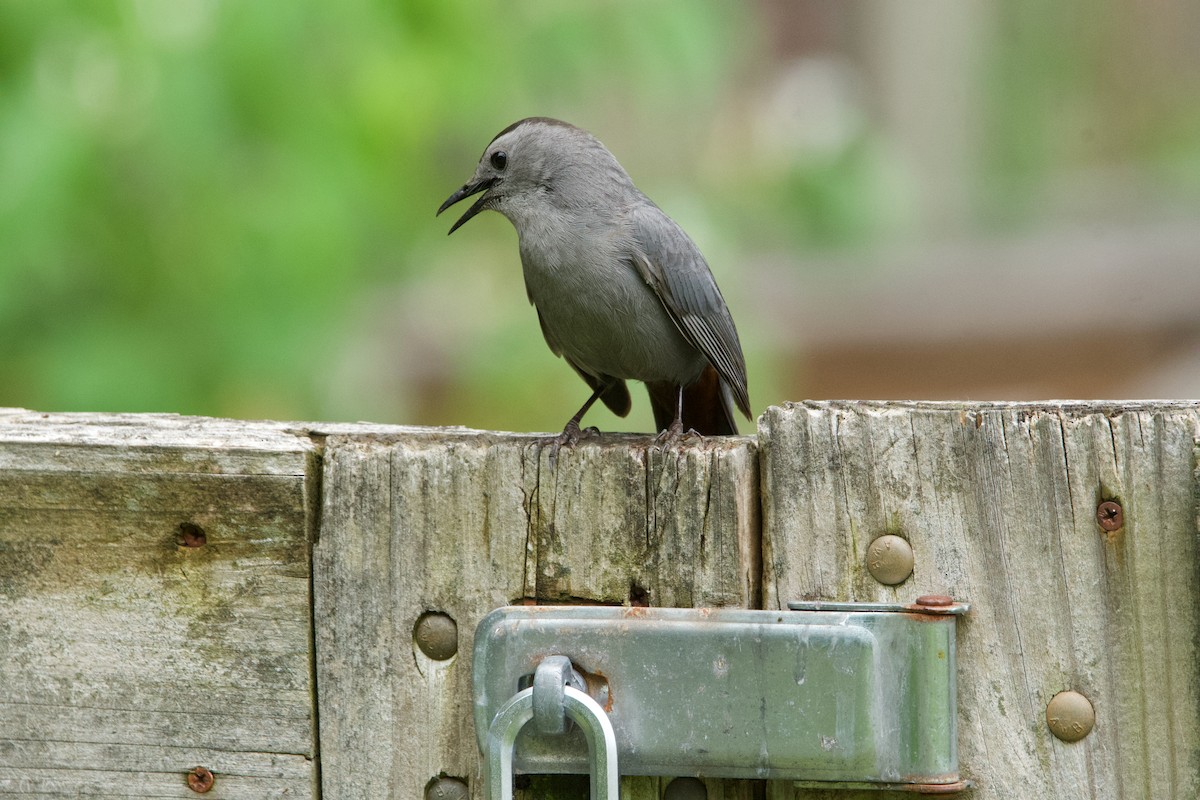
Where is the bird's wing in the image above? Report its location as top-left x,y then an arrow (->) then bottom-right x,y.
625,202 -> 750,418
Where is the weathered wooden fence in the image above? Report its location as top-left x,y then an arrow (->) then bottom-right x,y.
1,402 -> 1197,799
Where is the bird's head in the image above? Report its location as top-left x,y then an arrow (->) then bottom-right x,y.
437,117 -> 631,234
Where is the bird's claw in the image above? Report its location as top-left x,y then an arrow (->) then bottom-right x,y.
550,420 -> 600,449
655,421 -> 703,452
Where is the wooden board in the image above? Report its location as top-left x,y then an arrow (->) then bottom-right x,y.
313,430 -> 760,800
5,403 -> 1199,798
759,400 -> 1200,799
0,411 -> 319,798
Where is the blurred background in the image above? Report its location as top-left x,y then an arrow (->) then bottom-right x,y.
2,0 -> 1199,433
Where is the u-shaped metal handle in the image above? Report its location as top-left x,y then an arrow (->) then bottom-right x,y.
485,671 -> 618,799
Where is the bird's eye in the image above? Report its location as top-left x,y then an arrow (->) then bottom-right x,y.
490,150 -> 508,170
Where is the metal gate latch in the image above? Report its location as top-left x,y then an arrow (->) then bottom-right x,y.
474,600 -> 970,793
484,655 -> 619,800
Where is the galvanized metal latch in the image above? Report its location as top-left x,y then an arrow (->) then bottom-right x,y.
484,655 -> 619,800
474,599 -> 970,794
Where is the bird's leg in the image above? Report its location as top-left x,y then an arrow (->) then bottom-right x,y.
656,385 -> 703,448
556,383 -> 607,446
656,385 -> 687,446
671,384 -> 686,436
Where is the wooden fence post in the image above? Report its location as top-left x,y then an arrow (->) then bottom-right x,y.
313,431 -> 760,799
0,412 -> 320,797
759,400 -> 1200,799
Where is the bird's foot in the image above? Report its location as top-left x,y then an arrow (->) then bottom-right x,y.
549,420 -> 600,449
655,421 -> 703,451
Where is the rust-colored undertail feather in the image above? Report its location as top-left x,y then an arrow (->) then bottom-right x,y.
646,365 -> 739,436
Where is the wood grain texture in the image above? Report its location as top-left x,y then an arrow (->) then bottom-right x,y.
313,431 -> 760,800
0,411 -> 319,798
6,403 -> 1198,799
759,400 -> 1200,800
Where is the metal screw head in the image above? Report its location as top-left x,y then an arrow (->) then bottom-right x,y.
425,776 -> 469,800
916,594 -> 954,607
1046,690 -> 1095,742
866,534 -> 914,585
186,766 -> 214,793
414,611 -> 458,661
664,776 -> 707,800
1096,501 -> 1124,531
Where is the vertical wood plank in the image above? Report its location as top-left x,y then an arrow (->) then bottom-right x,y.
0,413 -> 319,798
314,431 -> 760,799
759,400 -> 1200,800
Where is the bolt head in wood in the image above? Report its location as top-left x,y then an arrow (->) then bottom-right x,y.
664,776 -> 707,800
1096,501 -> 1124,531
1046,690 -> 1095,742
414,611 -> 458,661
866,535 -> 914,585
186,766 -> 214,793
425,776 -> 469,800
178,522 -> 207,547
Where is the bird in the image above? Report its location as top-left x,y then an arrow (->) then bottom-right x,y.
437,117 -> 749,440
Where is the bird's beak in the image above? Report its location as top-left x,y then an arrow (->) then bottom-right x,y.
437,176 -> 499,235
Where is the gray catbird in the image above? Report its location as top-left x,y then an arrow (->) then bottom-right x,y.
438,117 -> 750,439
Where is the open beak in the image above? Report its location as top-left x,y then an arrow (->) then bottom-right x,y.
437,176 -> 498,235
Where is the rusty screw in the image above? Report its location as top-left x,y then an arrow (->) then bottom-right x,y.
414,611 -> 458,661
187,766 -> 214,793
1096,501 -> 1123,531
426,776 -> 469,800
179,522 -> 207,547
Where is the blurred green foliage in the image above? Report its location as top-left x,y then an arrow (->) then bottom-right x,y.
1,1 -> 1197,429
0,0 -> 751,429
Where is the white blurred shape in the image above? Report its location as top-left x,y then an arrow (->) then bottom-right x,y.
755,56 -> 866,168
